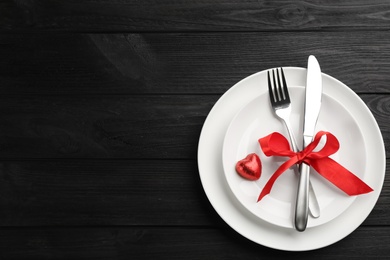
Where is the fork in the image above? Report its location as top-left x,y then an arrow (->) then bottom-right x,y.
267,68 -> 320,219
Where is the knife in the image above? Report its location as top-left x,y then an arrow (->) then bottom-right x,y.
295,55 -> 323,232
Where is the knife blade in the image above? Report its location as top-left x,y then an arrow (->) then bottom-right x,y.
294,55 -> 323,231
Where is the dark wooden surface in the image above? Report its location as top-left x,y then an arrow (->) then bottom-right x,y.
1,1 -> 389,259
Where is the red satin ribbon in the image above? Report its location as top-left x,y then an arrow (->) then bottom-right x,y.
257,131 -> 373,202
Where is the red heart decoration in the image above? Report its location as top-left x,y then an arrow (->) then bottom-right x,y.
235,153 -> 262,181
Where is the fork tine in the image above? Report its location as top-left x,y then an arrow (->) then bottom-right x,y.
276,68 -> 285,100
267,71 -> 276,105
280,68 -> 290,103
272,70 -> 280,101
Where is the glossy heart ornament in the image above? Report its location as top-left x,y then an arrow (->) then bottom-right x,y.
235,153 -> 262,181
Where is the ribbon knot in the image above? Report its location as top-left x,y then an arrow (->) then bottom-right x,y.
295,151 -> 307,164
257,131 -> 373,202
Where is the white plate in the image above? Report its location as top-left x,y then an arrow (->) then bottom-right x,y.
222,86 -> 363,228
197,67 -> 385,251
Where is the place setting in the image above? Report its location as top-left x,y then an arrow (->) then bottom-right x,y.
197,56 -> 385,251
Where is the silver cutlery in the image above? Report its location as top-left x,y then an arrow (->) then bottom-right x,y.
295,56 -> 323,231
267,67 -> 321,223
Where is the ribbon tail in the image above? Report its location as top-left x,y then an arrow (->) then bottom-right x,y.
257,158 -> 298,202
311,158 -> 373,195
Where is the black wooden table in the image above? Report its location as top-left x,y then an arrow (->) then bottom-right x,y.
1,1 -> 389,259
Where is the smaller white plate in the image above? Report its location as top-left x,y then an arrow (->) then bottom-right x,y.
223,85 -> 365,228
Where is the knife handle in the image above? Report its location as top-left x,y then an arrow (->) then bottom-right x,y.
295,163 -> 310,232
284,119 -> 320,219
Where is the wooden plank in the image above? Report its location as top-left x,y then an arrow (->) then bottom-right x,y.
0,160 -> 216,226
0,226 -> 389,259
1,32 -> 390,95
0,159 -> 387,227
2,0 -> 390,32
0,94 -> 388,159
0,95 -> 216,159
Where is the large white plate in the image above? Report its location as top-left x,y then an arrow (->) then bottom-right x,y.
197,67 -> 385,251
222,86 -> 363,228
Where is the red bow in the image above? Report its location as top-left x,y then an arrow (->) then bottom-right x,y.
257,131 -> 373,202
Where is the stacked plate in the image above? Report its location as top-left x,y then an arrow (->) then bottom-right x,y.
197,67 -> 385,251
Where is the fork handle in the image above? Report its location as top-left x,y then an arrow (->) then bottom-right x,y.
283,120 -> 298,152
295,163 -> 310,231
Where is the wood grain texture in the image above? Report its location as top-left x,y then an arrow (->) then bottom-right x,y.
0,226 -> 389,259
0,95 -> 217,159
0,160 -> 215,226
0,159 -> 388,227
0,94 -> 388,159
1,32 -> 390,95
2,0 -> 390,32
